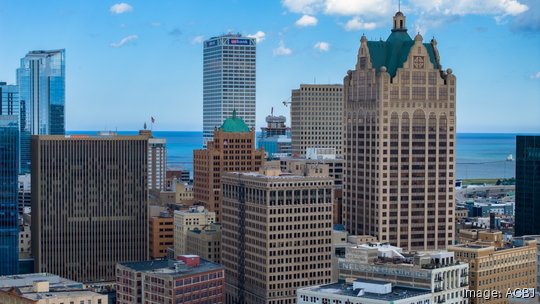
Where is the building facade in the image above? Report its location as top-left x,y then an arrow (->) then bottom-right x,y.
0,115 -> 19,275
0,82 -> 19,117
297,280 -> 433,304
193,111 -> 264,221
221,168 -> 334,303
448,234 -> 537,304
116,255 -> 225,304
339,244 -> 469,304
140,129 -> 167,193
186,223 -> 222,263
31,134 -> 148,282
343,12 -> 456,251
515,136 -> 540,236
203,34 -> 256,145
174,206 -> 216,256
258,112 -> 292,159
291,84 -> 343,158
17,50 -> 65,173
149,211 -> 174,259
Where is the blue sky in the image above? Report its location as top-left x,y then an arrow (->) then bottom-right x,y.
0,0 -> 539,132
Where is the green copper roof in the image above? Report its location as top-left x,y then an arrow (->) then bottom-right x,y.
367,31 -> 439,78
220,110 -> 251,133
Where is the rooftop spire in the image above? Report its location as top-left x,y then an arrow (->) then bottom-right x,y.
392,11 -> 407,32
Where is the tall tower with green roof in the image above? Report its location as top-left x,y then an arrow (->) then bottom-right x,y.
343,11 -> 456,251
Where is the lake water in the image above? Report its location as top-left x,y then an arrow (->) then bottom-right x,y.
68,131 -> 532,179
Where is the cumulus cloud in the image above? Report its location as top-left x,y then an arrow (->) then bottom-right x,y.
344,17 -> 377,31
531,72 -> 540,79
110,35 -> 138,48
314,41 -> 330,52
282,0 -> 531,32
273,40 -> 292,56
511,0 -> 540,31
296,15 -> 318,26
192,35 -> 205,44
247,31 -> 266,43
110,3 -> 133,14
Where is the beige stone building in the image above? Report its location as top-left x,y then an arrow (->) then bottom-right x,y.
0,281 -> 107,304
193,111 -> 264,221
186,223 -> 222,263
343,11 -> 456,251
31,134 -> 148,282
448,232 -> 537,304
173,206 -> 216,256
221,167 -> 334,303
291,84 -> 343,158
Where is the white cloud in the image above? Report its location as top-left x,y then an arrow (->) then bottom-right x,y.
110,3 -> 133,14
296,15 -> 318,26
273,40 -> 292,56
344,17 -> 377,31
324,0 -> 392,16
314,41 -> 330,52
282,0 -> 325,14
531,72 -> 540,79
247,31 -> 266,43
192,35 -> 205,44
409,0 -> 527,17
110,35 -> 138,48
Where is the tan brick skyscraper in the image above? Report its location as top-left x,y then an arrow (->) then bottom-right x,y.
343,11 -> 456,251
193,110 -> 264,221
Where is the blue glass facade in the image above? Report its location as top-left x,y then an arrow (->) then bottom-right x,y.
17,49 -> 65,173
0,115 -> 19,275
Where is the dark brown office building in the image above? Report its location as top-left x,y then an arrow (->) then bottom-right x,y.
31,134 -> 149,283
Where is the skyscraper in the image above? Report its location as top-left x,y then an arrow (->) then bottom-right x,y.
203,34 -> 256,145
515,136 -> 540,236
17,49 -> 65,173
0,115 -> 19,275
258,111 -> 292,159
343,12 -> 456,251
139,129 -> 166,193
221,167 -> 333,303
31,133 -> 148,282
0,82 -> 19,117
291,84 -> 343,158
193,111 -> 264,221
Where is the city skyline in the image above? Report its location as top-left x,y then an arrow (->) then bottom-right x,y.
0,0 -> 539,133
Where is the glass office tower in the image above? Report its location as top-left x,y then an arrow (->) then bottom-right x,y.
0,115 -> 19,275
17,49 -> 65,173
515,136 -> 540,236
203,34 -> 256,145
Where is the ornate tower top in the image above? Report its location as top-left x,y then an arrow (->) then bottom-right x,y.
392,11 -> 407,32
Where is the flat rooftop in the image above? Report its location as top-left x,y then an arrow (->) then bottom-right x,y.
14,289 -> 103,301
300,280 -> 431,301
119,258 -> 223,278
0,273 -> 81,288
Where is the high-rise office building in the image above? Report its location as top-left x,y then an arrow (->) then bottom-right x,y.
17,49 -> 65,173
203,34 -> 256,145
343,12 -> 456,251
221,167 -> 334,303
139,129 -> 166,193
173,206 -> 216,256
0,82 -> 19,117
515,136 -> 540,236
258,111 -> 292,159
0,116 -> 19,275
291,84 -> 343,158
193,111 -> 264,221
31,134 -> 148,282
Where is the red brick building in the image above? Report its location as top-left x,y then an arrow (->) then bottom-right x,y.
116,255 -> 224,304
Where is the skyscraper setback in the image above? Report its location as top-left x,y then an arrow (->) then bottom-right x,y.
203,34 -> 256,145
343,12 -> 456,251
31,134 -> 148,282
17,49 -> 66,173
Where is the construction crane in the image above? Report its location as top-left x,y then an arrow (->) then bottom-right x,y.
282,97 -> 291,107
